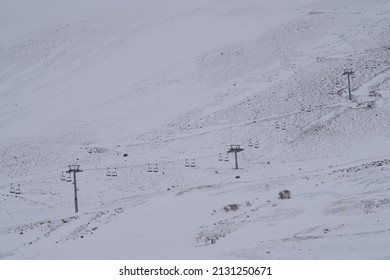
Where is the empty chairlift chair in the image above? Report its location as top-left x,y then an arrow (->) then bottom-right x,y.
218,153 -> 223,161
275,122 -> 280,129
15,184 -> 21,195
224,154 -> 229,162
9,183 -> 15,194
147,164 -> 152,173
190,159 -> 196,167
112,167 -> 118,177
61,171 -> 66,181
254,141 -> 259,148
106,167 -> 111,177
248,139 -> 253,147
282,123 -> 286,130
153,164 -> 159,172
66,173 -> 72,182
185,159 -> 190,167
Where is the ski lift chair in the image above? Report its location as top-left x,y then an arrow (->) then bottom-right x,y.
9,183 -> 15,193
112,167 -> 118,177
15,184 -> 21,195
61,171 -> 66,181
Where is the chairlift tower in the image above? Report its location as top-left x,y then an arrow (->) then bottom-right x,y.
66,164 -> 83,213
227,145 -> 244,169
342,69 -> 354,100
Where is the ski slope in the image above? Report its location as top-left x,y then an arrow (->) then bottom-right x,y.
1,0 -> 390,259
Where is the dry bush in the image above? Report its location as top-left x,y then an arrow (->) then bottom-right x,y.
278,190 -> 291,199
223,204 -> 240,212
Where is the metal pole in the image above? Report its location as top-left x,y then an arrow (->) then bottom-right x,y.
347,73 -> 352,100
73,171 -> 79,213
343,69 -> 353,100
234,152 -> 238,169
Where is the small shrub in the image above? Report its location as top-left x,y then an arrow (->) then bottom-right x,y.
195,232 -> 221,245
223,204 -> 240,212
278,190 -> 291,199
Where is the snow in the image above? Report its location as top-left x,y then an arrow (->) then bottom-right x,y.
1,0 -> 390,259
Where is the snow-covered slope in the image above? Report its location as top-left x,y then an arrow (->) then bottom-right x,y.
1,0 -> 390,259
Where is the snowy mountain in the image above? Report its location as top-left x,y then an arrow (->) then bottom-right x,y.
1,0 -> 390,259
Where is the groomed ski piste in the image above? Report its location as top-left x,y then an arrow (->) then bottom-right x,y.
1,0 -> 390,259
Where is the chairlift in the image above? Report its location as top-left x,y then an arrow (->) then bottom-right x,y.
9,183 -> 15,194
281,123 -> 287,130
112,167 -> 118,177
66,173 -> 72,182
61,171 -> 66,181
190,159 -> 195,167
15,184 -> 21,195
153,164 -> 158,172
218,153 -> 223,161
185,159 -> 190,167
106,167 -> 111,177
147,164 -> 152,172
224,154 -> 229,162
275,122 -> 280,129
248,139 -> 253,147
254,141 -> 259,148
